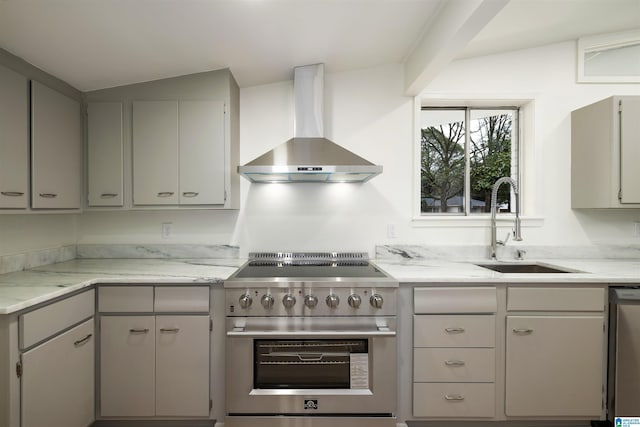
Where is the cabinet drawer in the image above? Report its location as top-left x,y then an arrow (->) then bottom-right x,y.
20,289 -> 95,349
413,383 -> 495,418
415,287 -> 497,314
154,286 -> 209,312
414,348 -> 495,382
414,315 -> 495,348
507,287 -> 605,311
98,286 -> 153,312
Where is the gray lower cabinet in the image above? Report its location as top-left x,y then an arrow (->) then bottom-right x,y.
21,318 -> 94,427
16,288 -> 95,427
98,285 -> 211,419
505,287 -> 606,418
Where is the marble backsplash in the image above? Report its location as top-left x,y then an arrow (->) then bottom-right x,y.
0,245 -> 77,275
76,244 -> 240,259
3,243 -> 639,276
376,244 -> 640,261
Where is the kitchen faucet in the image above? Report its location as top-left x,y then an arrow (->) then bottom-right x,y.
490,177 -> 522,260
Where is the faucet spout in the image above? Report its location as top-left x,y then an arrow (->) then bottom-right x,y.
490,177 -> 522,260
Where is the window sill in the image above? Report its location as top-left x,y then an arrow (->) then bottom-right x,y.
411,215 -> 544,228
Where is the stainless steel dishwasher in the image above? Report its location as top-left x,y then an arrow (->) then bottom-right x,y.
608,287 -> 640,420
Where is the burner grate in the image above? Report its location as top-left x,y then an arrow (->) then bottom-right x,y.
249,252 -> 369,264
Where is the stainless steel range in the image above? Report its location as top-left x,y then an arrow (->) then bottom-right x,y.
224,252 -> 398,427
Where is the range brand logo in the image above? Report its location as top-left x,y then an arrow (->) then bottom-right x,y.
304,399 -> 318,410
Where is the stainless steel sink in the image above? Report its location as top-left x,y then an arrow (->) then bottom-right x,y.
475,263 -> 575,274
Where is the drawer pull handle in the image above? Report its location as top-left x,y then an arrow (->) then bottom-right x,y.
129,328 -> 150,334
160,327 -> 180,333
444,360 -> 466,367
182,191 -> 199,197
1,191 -> 24,197
445,327 -> 465,333
39,193 -> 58,198
513,328 -> 534,335
73,334 -> 92,347
157,192 -> 174,198
444,394 -> 465,401
100,193 -> 118,198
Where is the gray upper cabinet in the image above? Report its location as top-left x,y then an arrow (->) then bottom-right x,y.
31,81 -> 82,209
132,100 -> 226,206
572,96 -> 640,208
133,100 -> 180,205
178,100 -> 225,205
87,102 -> 124,207
0,64 -> 29,209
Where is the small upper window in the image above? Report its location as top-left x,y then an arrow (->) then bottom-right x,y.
420,107 -> 520,215
577,29 -> 640,83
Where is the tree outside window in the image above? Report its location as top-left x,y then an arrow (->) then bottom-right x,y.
421,107 -> 519,215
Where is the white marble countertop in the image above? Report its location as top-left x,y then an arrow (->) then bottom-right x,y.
1,256 -> 640,315
375,258 -> 640,283
0,258 -> 243,314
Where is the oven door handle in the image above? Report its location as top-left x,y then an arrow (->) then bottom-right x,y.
227,329 -> 396,337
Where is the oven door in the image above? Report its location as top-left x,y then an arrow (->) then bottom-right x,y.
226,317 -> 396,417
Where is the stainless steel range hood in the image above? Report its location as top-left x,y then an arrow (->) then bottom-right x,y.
238,64 -> 382,183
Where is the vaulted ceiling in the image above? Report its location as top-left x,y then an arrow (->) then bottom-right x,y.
0,0 -> 638,93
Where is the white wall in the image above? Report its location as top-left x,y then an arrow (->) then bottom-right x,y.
7,40 -> 640,257
0,215 -> 77,256
421,40 -> 640,246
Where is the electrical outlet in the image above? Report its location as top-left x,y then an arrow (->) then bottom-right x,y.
387,224 -> 397,239
162,223 -> 172,239
634,222 -> 640,237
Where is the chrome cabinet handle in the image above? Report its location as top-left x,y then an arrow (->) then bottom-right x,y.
1,191 -> 24,197
129,328 -> 150,334
182,192 -> 199,197
39,193 -> 58,198
445,327 -> 465,333
73,333 -> 92,347
160,327 -> 180,333
100,193 -> 118,198
444,394 -> 465,401
444,360 -> 466,367
513,328 -> 534,334
157,192 -> 174,198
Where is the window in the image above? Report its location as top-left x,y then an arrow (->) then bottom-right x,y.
577,29 -> 640,83
420,107 -> 520,215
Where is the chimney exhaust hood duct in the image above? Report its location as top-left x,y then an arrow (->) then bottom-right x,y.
238,64 -> 382,183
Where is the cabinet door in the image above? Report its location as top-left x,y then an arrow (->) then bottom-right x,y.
505,315 -> 604,417
0,65 -> 29,209
100,316 -> 155,416
179,101 -> 225,205
132,101 -> 179,205
31,81 -> 81,209
155,315 -> 210,416
21,318 -> 94,427
87,102 -> 123,206
620,97 -> 640,204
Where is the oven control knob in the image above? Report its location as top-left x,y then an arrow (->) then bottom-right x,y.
348,294 -> 362,308
239,293 -> 253,309
304,294 -> 318,309
282,294 -> 296,309
326,293 -> 340,309
261,294 -> 274,310
370,294 -> 384,309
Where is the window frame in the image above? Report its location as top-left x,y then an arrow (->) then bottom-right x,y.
412,96 -> 539,227
418,105 -> 521,216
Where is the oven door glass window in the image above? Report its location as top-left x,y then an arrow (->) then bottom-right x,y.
254,339 -> 368,389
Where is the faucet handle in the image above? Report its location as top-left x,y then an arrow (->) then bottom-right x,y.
497,232 -> 511,246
